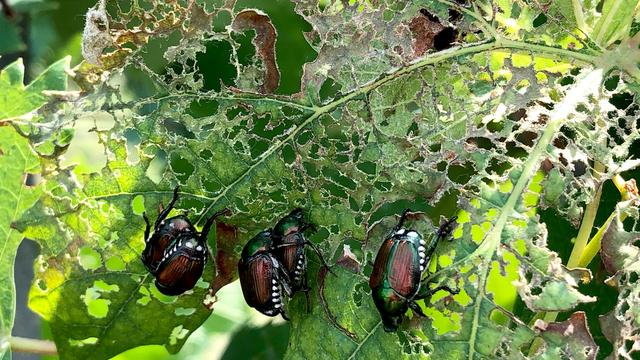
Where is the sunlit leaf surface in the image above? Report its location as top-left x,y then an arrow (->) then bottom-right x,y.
3,0 -> 640,358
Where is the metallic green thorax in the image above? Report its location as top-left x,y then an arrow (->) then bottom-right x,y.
241,230 -> 273,258
370,211 -> 459,332
273,208 -> 305,236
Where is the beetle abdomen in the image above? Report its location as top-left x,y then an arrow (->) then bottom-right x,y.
142,216 -> 195,274
278,234 -> 299,272
387,241 -> 420,297
142,232 -> 174,272
239,256 -> 273,307
155,254 -> 205,296
370,238 -> 393,289
239,254 -> 285,317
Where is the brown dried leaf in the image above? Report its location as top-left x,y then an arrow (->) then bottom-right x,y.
231,9 -> 280,94
534,312 -> 598,360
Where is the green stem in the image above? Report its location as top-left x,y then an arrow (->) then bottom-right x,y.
567,160 -> 605,268
577,175 -> 632,267
9,336 -> 57,356
498,38 -> 600,63
572,0 -> 589,35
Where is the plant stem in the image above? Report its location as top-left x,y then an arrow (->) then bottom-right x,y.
572,0 -> 589,35
567,160 -> 605,268
578,211 -> 619,267
9,336 -> 57,356
578,175 -> 632,267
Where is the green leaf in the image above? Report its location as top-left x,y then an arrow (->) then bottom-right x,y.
0,57 -> 70,120
10,0 -> 640,358
16,151 -> 217,359
0,128 -> 43,360
591,0 -> 639,47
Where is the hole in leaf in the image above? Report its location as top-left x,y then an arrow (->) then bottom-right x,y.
447,162 -> 474,184
553,135 -> 568,149
23,173 -> 41,187
163,119 -> 195,139
187,99 -> 219,118
486,120 -> 504,133
530,286 -> 542,296
174,307 -> 196,316
604,75 -> 620,91
466,137 -> 493,150
69,337 -> 98,347
196,40 -> 237,92
105,257 -> 126,271
78,247 -> 102,271
169,153 -> 194,183
81,280 -> 119,319
124,128 -> 141,165
516,131 -> 537,147
610,92 -> 634,110
282,144 -> 296,164
507,108 -> 527,121
146,150 -> 167,184
487,159 -> 511,175
169,325 -> 189,346
319,77 -> 341,102
131,195 -> 145,215
356,161 -> 376,175
532,13 -> 547,27
433,27 -> 457,51
506,141 -> 528,159
572,160 -> 587,177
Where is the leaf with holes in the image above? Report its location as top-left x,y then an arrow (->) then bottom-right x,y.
7,0 -> 640,358
0,57 -> 70,120
0,128 -> 43,360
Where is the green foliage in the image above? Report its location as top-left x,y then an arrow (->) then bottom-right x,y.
0,57 -> 69,119
0,129 -> 43,360
1,0 -> 640,359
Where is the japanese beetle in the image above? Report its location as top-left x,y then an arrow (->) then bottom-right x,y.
369,209 -> 458,332
141,187 -> 229,295
272,208 -> 332,311
141,187 -> 187,274
239,230 -> 293,319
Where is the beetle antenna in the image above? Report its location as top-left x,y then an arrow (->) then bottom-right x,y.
142,212 -> 151,242
200,208 -> 231,243
304,240 -> 336,276
395,208 -> 413,231
155,186 -> 180,228
436,215 -> 458,241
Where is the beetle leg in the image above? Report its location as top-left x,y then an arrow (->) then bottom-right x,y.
436,215 -> 458,241
395,208 -> 413,231
302,272 -> 311,313
280,276 -> 293,298
155,186 -> 180,228
143,212 -> 151,242
408,301 -> 427,317
303,240 -> 336,276
417,284 -> 459,300
199,208 -> 231,243
280,309 -> 290,321
274,259 -> 293,297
